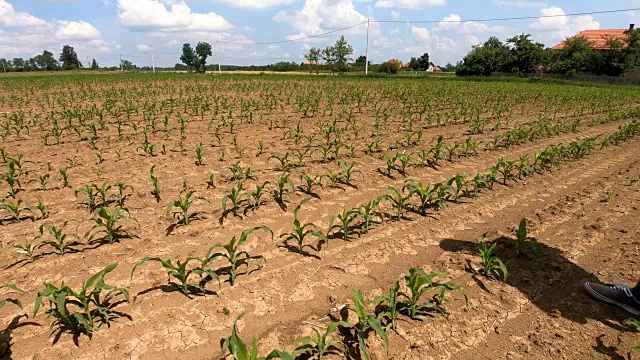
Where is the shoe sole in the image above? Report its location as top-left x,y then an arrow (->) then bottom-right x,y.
584,283 -> 640,316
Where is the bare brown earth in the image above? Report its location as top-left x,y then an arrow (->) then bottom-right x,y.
0,74 -> 638,360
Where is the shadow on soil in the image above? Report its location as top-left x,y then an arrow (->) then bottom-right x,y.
439,238 -> 634,332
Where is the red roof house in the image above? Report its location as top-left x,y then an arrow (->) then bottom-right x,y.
552,25 -> 636,50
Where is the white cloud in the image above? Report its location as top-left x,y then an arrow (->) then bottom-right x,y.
434,14 -> 507,33
214,0 -> 296,9
375,0 -> 446,9
391,9 -> 400,19
0,1 -> 109,59
411,26 -> 456,50
0,0 -> 47,27
117,0 -> 233,32
55,21 -> 101,40
137,44 -> 153,52
273,0 -> 369,36
529,6 -> 600,41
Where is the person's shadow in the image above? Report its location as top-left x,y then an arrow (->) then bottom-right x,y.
440,237 -> 634,332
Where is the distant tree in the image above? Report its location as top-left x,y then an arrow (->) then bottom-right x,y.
332,36 -> 354,74
304,47 -> 321,74
11,58 -> 24,72
456,37 -> 513,76
408,52 -> 430,71
506,34 -> 545,73
378,61 -> 400,74
91,58 -> 99,70
592,39 -> 628,76
59,45 -> 82,70
195,41 -> 212,73
0,58 -> 9,72
550,36 -> 596,75
442,62 -> 457,72
180,43 -> 196,71
121,60 -> 136,70
354,55 -> 367,64
321,46 -> 337,74
34,51 -> 59,71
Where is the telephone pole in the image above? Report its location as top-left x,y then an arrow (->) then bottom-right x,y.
217,48 -> 221,74
365,18 -> 370,76
120,54 -> 123,71
151,50 -> 156,73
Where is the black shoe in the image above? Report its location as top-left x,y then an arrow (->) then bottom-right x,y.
584,281 -> 640,315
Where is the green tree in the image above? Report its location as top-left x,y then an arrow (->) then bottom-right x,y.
408,52 -> 430,71
550,36 -> 595,75
378,61 -> 400,74
456,37 -> 513,76
180,43 -> 196,71
12,58 -> 25,71
321,46 -> 336,74
195,41 -> 212,73
332,35 -> 354,74
506,34 -> 546,73
304,47 -> 321,74
91,58 -> 99,70
121,60 -> 136,70
35,51 -> 59,71
59,45 -> 82,70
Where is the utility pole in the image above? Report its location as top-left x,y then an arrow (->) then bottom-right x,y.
217,48 -> 221,74
120,54 -> 123,71
151,50 -> 156,73
365,18 -> 370,76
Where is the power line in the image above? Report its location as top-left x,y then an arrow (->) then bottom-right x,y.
373,7 -> 640,23
215,21 -> 367,45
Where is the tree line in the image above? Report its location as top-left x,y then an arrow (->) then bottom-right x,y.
456,30 -> 640,77
0,45 -> 101,72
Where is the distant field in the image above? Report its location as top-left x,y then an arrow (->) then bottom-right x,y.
1,73 -> 639,359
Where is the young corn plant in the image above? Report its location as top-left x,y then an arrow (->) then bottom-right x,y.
403,268 -> 458,319
35,198 -> 48,219
115,182 -> 133,207
495,159 -> 515,185
59,167 -> 70,188
515,218 -> 540,257
0,284 -> 24,310
478,238 -> 508,281
293,321 -> 351,360
247,181 -> 270,211
195,143 -> 204,166
271,173 -> 294,205
222,181 -> 246,217
75,185 -> 99,212
404,180 -> 434,216
131,249 -> 219,297
350,289 -> 389,360
357,197 -> 384,233
328,208 -> 359,242
322,168 -> 341,188
86,207 -> 136,244
373,280 -> 401,331
150,165 -> 161,203
381,186 -> 412,220
222,314 -> 294,360
213,226 -> 272,285
32,263 -> 129,338
269,152 -> 294,171
338,160 -> 363,187
298,172 -> 323,196
447,174 -> 470,203
38,222 -> 80,255
0,198 -> 32,223
279,198 -> 328,254
15,238 -> 45,263
166,190 -> 208,226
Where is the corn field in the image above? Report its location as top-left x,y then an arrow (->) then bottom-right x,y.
0,73 -> 639,359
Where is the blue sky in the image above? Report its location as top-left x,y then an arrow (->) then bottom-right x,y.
1,0 -> 638,68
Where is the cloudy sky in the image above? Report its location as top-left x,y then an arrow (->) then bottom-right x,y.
1,0 -> 638,68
